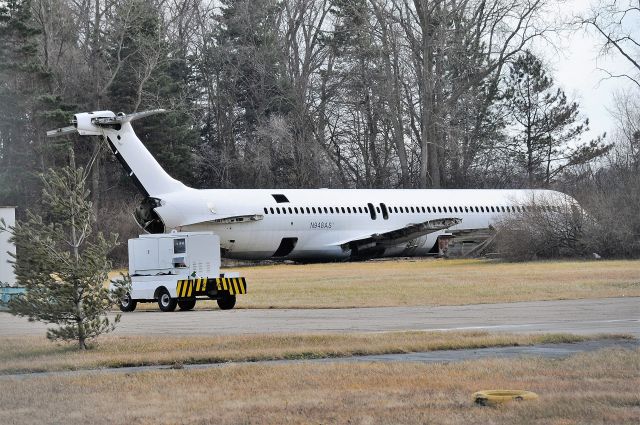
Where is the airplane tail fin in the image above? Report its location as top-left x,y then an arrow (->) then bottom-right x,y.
47,110 -> 187,197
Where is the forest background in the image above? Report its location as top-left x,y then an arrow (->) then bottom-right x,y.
1,0 -> 638,262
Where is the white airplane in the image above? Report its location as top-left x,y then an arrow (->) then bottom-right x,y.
48,110 -> 574,261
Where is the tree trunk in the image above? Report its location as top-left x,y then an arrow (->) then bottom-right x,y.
91,151 -> 100,217
415,0 -> 441,188
430,0 -> 444,188
373,2 -> 410,188
77,321 -> 87,350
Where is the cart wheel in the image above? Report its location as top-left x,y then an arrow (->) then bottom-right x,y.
119,293 -> 137,312
157,288 -> 177,312
217,294 -> 236,310
178,299 -> 196,311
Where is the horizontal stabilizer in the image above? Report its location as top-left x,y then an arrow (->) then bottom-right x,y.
46,126 -> 77,138
44,109 -> 184,197
46,109 -> 167,138
93,109 -> 166,125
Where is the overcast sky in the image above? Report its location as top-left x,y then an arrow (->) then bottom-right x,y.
542,0 -> 639,142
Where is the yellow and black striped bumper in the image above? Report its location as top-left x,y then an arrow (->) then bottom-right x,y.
176,277 -> 247,298
215,277 -> 247,295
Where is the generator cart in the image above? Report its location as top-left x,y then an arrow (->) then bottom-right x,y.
118,232 -> 246,312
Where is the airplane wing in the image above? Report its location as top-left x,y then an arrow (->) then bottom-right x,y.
446,227 -> 497,257
448,227 -> 495,242
339,217 -> 462,253
178,214 -> 264,227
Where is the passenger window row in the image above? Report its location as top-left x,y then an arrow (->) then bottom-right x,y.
263,206 -> 368,215
262,204 -> 561,215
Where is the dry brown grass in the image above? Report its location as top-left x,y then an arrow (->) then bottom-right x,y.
0,347 -> 638,424
141,258 -> 640,309
0,332 -> 614,374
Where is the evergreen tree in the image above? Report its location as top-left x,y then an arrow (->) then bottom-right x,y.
0,0 -> 74,207
328,0 -> 393,188
217,0 -> 291,131
0,0 -> 46,205
208,0 -> 296,188
4,156 -> 123,349
502,51 -> 608,186
106,0 -> 198,189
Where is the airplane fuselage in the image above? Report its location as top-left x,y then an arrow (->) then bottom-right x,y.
153,187 -> 566,260
47,110 -> 573,262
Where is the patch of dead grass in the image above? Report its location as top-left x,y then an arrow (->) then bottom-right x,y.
0,332 -> 625,374
0,347 -> 638,424
110,259 -> 640,310
156,258 -> 639,309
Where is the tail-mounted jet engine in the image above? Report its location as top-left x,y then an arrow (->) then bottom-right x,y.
134,198 -> 165,234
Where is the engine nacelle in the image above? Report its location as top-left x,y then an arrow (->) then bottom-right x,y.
74,111 -> 116,136
134,198 -> 165,234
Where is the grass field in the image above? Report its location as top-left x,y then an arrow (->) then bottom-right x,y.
0,331 -> 612,374
3,260 -> 634,423
1,347 -> 637,425
4,258 -> 631,424
124,258 -> 640,309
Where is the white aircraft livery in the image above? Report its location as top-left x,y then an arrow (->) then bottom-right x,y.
48,110 -> 574,261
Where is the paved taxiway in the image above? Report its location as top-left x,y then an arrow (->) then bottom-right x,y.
1,297 -> 638,337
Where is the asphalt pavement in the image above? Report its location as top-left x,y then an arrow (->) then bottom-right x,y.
1,297 -> 638,337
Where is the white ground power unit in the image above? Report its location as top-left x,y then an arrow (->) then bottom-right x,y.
0,207 -> 16,287
119,232 -> 246,312
0,207 -> 24,310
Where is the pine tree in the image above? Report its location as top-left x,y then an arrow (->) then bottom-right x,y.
328,0 -> 392,188
105,0 -> 198,189
208,0 -> 296,188
5,154 -> 123,349
502,51 -> 608,186
0,0 -> 45,205
0,0 -> 74,207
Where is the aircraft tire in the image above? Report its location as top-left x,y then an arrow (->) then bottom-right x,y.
178,299 -> 196,311
217,294 -> 236,310
157,288 -> 177,312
